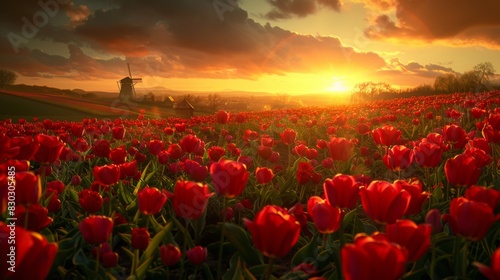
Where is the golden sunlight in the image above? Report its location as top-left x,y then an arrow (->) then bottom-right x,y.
326,77 -> 351,93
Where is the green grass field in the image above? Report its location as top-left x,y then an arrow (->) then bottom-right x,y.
0,92 -> 108,122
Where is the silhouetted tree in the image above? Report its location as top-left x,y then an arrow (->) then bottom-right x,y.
207,93 -> 223,111
0,69 -> 17,89
473,62 -> 495,86
182,94 -> 202,105
434,73 -> 459,93
353,82 -> 394,100
458,71 -> 481,92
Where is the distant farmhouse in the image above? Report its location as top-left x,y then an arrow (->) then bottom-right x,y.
175,98 -> 194,118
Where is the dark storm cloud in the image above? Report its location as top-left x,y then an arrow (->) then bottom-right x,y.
1,0 -> 385,81
365,0 -> 500,48
264,0 -> 341,20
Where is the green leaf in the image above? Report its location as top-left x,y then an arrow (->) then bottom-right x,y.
291,232 -> 320,266
134,161 -> 151,195
134,222 -> 172,279
223,254 -> 257,280
223,223 -> 263,266
72,248 -> 88,266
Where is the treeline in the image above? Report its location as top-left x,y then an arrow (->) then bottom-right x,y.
352,62 -> 499,101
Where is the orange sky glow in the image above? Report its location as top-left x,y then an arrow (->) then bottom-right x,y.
1,0 -> 499,95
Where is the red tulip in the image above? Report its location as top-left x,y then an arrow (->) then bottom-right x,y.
0,135 -> 20,160
442,197 -> 496,241
14,171 -> 41,205
383,145 -> 414,171
101,250 -> 119,268
425,209 -> 442,233
443,124 -> 467,149
112,125 -> 125,140
281,128 -> 297,145
465,185 -> 500,209
46,180 -> 65,195
93,164 -> 120,186
160,244 -> 182,266
73,137 -> 89,153
323,174 -> 360,210
444,154 -> 481,187
46,194 -> 61,213
473,247 -> 500,280
359,180 -> 410,224
327,137 -> 354,162
216,110 -> 230,124
10,136 -> 40,161
92,139 -> 111,158
464,147 -> 492,169
394,179 -> 429,216
33,134 -> 64,164
207,146 -> 225,162
307,196 -> 342,234
186,246 -> 207,265
386,220 -> 432,262
296,161 -> 314,185
78,189 -> 103,213
0,222 -> 58,280
414,141 -> 442,168
71,174 -> 82,186
109,146 -> 128,164
147,139 -> 164,156
138,186 -> 167,215
15,203 -> 52,232
79,215 -> 114,245
131,227 -> 150,250
341,233 -> 407,280
179,134 -> 202,154
371,125 -> 402,146
244,205 -> 301,258
210,159 -> 249,198
257,145 -> 273,160
255,167 -> 274,184
173,181 -> 213,220
120,160 -> 139,178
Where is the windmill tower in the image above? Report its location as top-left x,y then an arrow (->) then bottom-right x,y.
117,63 -> 142,102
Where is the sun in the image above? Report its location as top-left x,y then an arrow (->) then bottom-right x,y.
326,77 -> 351,93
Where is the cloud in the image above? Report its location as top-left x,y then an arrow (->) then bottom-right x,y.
0,0 -> 386,82
376,58 -> 457,86
364,0 -> 500,48
264,0 -> 341,20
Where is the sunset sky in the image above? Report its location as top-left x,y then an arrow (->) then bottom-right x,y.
1,0 -> 499,95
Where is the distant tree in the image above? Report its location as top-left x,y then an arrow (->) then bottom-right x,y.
434,73 -> 459,93
353,82 -> 394,100
207,93 -> 224,111
182,94 -> 201,105
144,92 -> 155,102
0,69 -> 17,89
473,62 -> 495,90
458,71 -> 481,92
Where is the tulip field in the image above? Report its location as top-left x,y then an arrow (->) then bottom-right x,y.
2,90 -> 500,280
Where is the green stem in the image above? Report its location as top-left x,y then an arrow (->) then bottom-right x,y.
180,219 -> 189,280
264,257 -> 275,280
216,197 -> 227,280
462,239 -> 469,279
430,235 -> 437,280
287,145 -> 292,170
131,248 -> 139,276
95,244 -> 101,274
453,236 -> 462,278
339,213 -> 346,248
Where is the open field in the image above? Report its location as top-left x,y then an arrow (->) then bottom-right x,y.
2,90 -> 500,279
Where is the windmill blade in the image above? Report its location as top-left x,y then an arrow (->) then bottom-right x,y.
127,63 -> 133,78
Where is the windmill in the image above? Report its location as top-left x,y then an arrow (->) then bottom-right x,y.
117,63 -> 142,102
